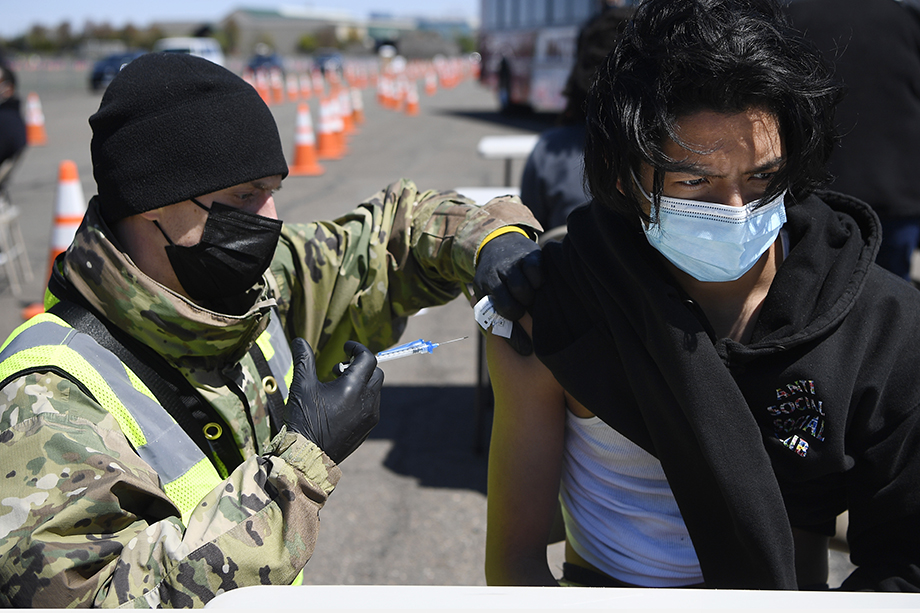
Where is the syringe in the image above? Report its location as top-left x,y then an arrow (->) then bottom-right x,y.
335,337 -> 468,373
376,337 -> 468,362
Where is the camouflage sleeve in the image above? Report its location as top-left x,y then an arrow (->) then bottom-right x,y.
270,178 -> 541,379
0,372 -> 340,608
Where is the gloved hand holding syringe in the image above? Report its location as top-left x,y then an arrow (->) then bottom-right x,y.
335,337 -> 468,374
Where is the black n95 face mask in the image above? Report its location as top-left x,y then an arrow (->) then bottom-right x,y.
154,198 -> 283,302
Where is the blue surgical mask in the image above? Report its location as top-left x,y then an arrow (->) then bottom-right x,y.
636,180 -> 787,282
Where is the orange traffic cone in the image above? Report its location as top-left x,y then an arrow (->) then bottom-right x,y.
299,73 -> 312,99
393,78 -> 407,112
425,70 -> 437,96
312,70 -> 325,99
351,87 -> 365,125
289,103 -> 325,176
338,87 -> 356,136
376,77 -> 387,108
286,74 -> 300,102
405,81 -> 420,116
47,160 -> 86,276
270,68 -> 284,105
21,160 -> 87,320
387,75 -> 400,109
20,300 -> 44,321
255,70 -> 271,105
316,97 -> 344,160
25,92 -> 48,146
329,94 -> 348,157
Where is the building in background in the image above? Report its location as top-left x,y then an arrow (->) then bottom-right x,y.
220,7 -> 368,57
2,6 -> 478,62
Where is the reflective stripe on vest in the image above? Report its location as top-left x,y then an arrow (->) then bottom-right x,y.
257,312 -> 294,399
0,313 -> 221,524
251,316 -> 306,588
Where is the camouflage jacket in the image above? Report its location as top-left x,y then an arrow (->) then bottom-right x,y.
0,179 -> 539,607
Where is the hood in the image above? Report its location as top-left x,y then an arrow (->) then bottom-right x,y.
745,190 -> 880,351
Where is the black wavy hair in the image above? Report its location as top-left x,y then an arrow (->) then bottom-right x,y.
584,0 -> 841,223
558,8 -> 632,126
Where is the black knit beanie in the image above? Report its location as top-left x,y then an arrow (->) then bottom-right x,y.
90,52 -> 289,224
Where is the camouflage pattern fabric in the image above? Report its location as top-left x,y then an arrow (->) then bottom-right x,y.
0,178 -> 540,607
271,179 -> 540,379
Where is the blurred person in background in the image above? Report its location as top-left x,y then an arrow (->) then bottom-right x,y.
0,52 -> 542,607
0,62 -> 26,169
785,0 -> 920,283
520,9 -> 631,235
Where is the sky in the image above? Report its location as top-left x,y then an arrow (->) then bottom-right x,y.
0,1 -> 479,38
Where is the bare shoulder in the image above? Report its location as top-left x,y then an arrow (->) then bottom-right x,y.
485,314 -> 562,403
485,315 -> 591,418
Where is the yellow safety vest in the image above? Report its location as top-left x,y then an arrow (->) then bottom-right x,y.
0,311 -> 294,525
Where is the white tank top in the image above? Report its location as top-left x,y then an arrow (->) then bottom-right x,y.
560,411 -> 704,587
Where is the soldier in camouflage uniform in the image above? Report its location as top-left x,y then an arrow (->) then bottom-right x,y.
0,53 -> 541,607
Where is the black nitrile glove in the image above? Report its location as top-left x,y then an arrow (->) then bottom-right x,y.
474,231 -> 543,320
473,231 -> 542,355
284,339 -> 383,464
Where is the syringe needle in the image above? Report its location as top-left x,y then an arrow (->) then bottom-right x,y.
434,336 -> 468,347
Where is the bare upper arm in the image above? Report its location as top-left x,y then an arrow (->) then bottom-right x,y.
484,315 -> 567,585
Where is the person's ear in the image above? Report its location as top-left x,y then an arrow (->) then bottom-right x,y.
139,207 -> 165,223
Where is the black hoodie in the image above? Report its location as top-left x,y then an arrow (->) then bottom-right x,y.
786,0 -> 920,219
532,191 -> 920,590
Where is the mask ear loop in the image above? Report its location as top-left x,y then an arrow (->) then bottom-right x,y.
629,169 -> 656,203
152,197 -> 212,245
629,169 -> 663,231
189,197 -> 212,212
152,220 -> 176,246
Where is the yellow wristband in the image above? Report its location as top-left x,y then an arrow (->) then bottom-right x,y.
475,226 -> 531,264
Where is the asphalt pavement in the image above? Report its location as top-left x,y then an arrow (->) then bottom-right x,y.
2,58 -> 854,588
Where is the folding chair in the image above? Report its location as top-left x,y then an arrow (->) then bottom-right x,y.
0,151 -> 35,296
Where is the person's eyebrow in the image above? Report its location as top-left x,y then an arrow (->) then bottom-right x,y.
747,157 -> 785,174
668,157 -> 785,177
250,179 -> 282,190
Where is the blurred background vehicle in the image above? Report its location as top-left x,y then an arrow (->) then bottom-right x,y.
152,37 -> 225,66
478,0 -> 636,114
313,48 -> 344,78
88,50 -> 145,91
247,43 -> 285,76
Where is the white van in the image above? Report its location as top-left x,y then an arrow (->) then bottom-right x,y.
153,37 -> 225,66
